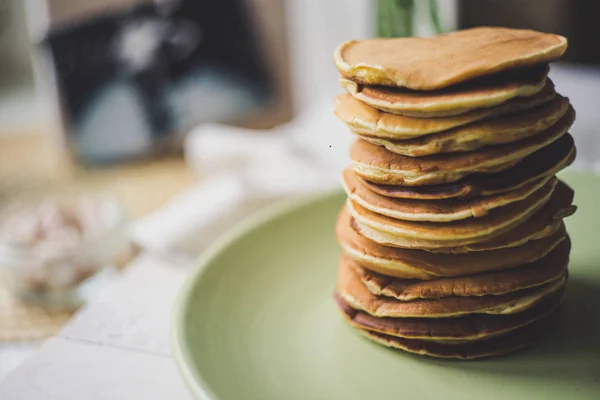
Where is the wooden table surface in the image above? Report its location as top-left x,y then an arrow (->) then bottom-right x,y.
0,133 -> 197,219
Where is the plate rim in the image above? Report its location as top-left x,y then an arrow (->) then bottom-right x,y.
170,189 -> 342,399
170,170 -> 598,399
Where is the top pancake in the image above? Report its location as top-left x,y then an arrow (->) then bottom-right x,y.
340,66 -> 549,117
334,27 -> 567,89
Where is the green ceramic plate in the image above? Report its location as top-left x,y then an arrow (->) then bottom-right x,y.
172,172 -> 600,400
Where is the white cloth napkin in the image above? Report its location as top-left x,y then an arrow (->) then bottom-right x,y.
130,99 -> 353,257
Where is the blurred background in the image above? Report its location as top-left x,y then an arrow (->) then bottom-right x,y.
0,0 -> 599,382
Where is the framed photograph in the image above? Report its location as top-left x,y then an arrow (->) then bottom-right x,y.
33,0 -> 291,164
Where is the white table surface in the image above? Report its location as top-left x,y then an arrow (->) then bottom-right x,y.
0,344 -> 36,382
0,253 -> 195,399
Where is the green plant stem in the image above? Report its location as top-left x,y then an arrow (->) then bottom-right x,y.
428,0 -> 443,34
377,0 -> 414,37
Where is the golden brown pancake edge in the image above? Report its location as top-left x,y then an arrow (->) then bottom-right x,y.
334,27 -> 567,89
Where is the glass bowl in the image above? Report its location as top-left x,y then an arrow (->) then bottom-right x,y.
0,193 -> 128,311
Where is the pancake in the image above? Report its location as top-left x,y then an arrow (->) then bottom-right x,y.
351,179 -> 575,252
351,123 -> 571,187
353,127 -> 570,189
342,168 -> 555,222
358,97 -> 573,157
335,290 -> 562,342
336,207 -> 567,279
339,66 -> 549,117
347,178 -> 555,245
354,322 -> 543,359
353,237 -> 570,300
336,255 -> 566,318
335,82 -> 556,140
361,133 -> 576,200
334,27 -> 567,89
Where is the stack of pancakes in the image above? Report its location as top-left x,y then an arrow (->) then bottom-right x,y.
332,27 -> 578,359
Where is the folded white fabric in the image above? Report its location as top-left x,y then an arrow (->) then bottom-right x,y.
131,99 -> 352,257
